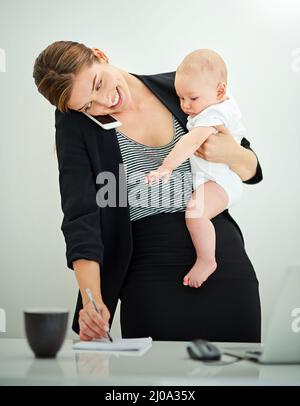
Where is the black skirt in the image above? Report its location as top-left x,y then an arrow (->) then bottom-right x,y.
120,211 -> 261,342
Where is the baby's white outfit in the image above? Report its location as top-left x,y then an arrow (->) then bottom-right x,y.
187,93 -> 245,208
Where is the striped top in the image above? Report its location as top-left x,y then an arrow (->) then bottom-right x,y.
116,115 -> 193,222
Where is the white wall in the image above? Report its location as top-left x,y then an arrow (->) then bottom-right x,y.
0,0 -> 299,339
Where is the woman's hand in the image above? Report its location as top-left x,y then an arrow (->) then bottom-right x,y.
193,125 -> 258,181
193,125 -> 241,165
79,300 -> 111,341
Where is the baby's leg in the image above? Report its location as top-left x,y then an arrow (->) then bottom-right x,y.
183,181 -> 228,288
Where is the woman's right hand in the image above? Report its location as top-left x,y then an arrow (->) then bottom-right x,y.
78,300 -> 111,341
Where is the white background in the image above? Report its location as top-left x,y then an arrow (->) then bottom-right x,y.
0,0 -> 299,339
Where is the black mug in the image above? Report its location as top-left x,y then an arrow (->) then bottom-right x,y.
24,309 -> 69,358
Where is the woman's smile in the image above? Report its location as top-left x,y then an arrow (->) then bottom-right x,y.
112,88 -> 122,109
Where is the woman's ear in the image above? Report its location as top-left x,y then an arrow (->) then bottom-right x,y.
216,82 -> 226,99
92,48 -> 109,63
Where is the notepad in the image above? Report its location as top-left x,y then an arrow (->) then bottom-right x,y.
72,337 -> 152,353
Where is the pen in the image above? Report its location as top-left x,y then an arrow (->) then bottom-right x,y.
85,288 -> 113,342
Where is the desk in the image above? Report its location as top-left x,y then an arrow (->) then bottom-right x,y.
0,339 -> 299,385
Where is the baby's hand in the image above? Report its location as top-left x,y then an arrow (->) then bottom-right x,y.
145,166 -> 173,185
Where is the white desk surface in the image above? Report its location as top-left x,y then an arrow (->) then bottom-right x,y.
0,338 -> 299,386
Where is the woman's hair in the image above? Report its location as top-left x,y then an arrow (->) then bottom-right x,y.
33,41 -> 100,112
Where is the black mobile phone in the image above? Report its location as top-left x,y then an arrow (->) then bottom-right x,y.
83,112 -> 122,130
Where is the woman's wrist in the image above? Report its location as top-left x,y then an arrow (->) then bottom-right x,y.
226,142 -> 244,167
229,145 -> 258,181
73,259 -> 103,306
82,292 -> 103,307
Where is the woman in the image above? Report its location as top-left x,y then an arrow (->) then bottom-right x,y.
33,41 -> 262,342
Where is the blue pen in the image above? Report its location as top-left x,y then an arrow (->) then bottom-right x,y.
86,288 -> 113,342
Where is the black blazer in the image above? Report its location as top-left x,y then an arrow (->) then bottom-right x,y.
55,72 -> 263,333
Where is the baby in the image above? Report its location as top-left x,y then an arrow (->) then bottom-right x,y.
145,49 -> 245,288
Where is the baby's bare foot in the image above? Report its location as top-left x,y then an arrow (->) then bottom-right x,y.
183,259 -> 217,288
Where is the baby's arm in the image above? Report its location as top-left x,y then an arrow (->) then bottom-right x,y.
162,126 -> 216,171
146,126 -> 215,185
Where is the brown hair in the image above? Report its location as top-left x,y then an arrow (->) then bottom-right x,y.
33,41 -> 100,112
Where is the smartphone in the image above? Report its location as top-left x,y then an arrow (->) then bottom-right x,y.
83,112 -> 122,130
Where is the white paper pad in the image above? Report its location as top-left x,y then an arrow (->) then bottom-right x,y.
72,337 -> 152,353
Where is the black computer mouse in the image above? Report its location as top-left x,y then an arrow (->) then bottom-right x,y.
187,339 -> 221,361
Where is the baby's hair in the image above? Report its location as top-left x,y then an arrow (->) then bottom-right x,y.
177,49 -> 227,84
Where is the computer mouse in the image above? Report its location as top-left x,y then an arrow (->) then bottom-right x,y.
187,339 -> 221,361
